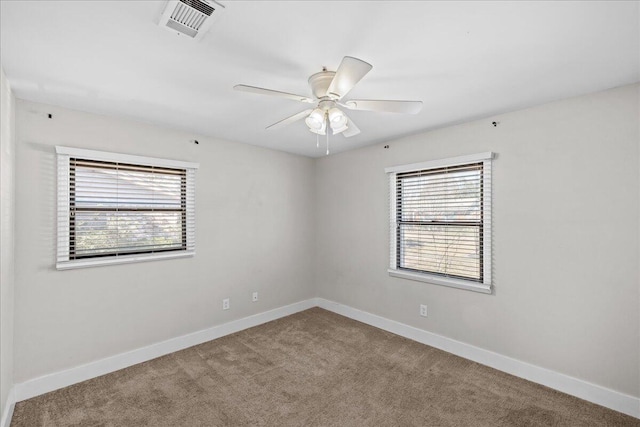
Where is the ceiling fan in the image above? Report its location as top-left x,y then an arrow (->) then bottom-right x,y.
234,56 -> 423,145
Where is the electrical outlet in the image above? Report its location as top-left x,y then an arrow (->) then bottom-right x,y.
420,304 -> 428,317
252,292 -> 258,302
223,298 -> 230,310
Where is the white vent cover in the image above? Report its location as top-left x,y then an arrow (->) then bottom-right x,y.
159,0 -> 225,40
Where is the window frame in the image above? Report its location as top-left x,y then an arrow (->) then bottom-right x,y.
386,152 -> 493,294
56,146 -> 199,270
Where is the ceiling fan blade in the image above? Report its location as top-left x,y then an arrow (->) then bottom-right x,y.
342,115 -> 361,138
266,109 -> 313,130
326,56 -> 373,100
343,99 -> 423,114
234,84 -> 314,103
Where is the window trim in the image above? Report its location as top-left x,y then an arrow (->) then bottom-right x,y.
56,146 -> 199,270
385,152 -> 493,294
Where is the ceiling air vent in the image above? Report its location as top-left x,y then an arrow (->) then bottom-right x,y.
159,0 -> 225,41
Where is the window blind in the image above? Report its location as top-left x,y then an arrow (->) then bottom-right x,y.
387,153 -> 492,291
57,147 -> 197,269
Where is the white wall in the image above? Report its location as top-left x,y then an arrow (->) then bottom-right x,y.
315,83 -> 640,398
0,68 -> 16,415
9,83 -> 640,405
13,100 -> 316,382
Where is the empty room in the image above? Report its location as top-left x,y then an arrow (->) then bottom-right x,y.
0,1 -> 639,426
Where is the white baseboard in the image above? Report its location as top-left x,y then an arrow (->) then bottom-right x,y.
14,298 -> 317,403
316,298 -> 640,419
11,297 -> 639,420
0,387 -> 15,427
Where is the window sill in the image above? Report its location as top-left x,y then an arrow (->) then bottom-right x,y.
56,251 -> 195,270
388,269 -> 492,294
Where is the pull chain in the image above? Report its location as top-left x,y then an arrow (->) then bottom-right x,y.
326,112 -> 330,155
326,129 -> 330,155
316,132 -> 319,149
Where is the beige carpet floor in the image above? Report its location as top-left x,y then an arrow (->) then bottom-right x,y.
11,308 -> 639,426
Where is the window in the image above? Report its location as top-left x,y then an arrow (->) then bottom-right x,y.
56,146 -> 198,269
386,152 -> 493,293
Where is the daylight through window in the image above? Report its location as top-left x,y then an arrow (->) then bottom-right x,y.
387,153 -> 492,293
70,158 -> 186,259
56,147 -> 197,269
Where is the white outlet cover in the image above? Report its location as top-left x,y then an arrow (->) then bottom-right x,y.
420,304 -> 428,317
252,292 -> 258,302
223,298 -> 230,310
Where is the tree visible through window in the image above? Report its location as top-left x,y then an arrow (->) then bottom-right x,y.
396,163 -> 484,282
56,146 -> 197,270
387,153 -> 492,292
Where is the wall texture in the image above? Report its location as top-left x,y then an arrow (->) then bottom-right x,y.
13,100 -> 316,382
315,83 -> 640,397
0,68 -> 16,415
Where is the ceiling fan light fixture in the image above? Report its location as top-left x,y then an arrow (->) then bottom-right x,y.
308,127 -> 326,136
331,124 -> 348,135
328,107 -> 348,134
328,107 -> 347,127
305,108 -> 325,131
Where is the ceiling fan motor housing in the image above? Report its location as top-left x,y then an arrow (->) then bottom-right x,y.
308,71 -> 336,99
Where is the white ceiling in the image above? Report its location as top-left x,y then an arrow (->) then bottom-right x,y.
1,1 -> 638,157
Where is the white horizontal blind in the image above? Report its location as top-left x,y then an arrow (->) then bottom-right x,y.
185,168 -> 196,251
57,149 -> 197,268
57,153 -> 71,264
390,159 -> 491,284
